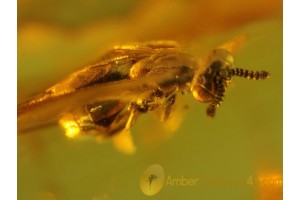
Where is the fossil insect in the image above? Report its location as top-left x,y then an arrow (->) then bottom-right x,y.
17,40 -> 270,153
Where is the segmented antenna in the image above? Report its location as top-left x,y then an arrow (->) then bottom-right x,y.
206,80 -> 226,118
230,68 -> 270,80
207,67 -> 270,118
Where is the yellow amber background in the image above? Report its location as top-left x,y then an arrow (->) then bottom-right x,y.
18,0 -> 282,199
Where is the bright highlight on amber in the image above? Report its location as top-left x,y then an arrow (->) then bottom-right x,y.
59,116 -> 80,138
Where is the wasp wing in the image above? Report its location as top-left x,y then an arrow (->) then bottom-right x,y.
18,41 -> 179,132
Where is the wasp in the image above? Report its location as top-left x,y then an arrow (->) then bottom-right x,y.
18,40 -> 270,153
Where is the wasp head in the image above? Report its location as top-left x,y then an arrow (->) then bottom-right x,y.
191,49 -> 270,118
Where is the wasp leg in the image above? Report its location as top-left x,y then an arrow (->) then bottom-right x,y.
162,94 -> 176,121
145,88 -> 177,122
206,80 -> 226,118
111,105 -> 141,155
111,88 -> 174,154
125,106 -> 140,129
151,92 -> 184,135
129,88 -> 165,113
